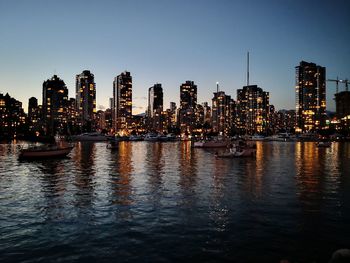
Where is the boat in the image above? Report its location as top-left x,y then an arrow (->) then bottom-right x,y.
215,148 -> 256,158
129,135 -> 143,141
166,133 -> 178,141
144,133 -> 159,141
215,142 -> 256,158
316,141 -> 332,147
19,144 -> 74,159
265,133 -> 291,142
70,132 -> 108,141
193,139 -> 229,148
250,134 -> 265,141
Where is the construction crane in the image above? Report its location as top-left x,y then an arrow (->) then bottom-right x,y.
327,77 -> 349,94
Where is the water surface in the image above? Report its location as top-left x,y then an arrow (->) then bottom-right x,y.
0,141 -> 349,262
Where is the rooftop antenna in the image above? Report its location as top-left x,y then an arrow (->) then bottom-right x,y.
247,51 -> 250,86
216,82 -> 219,93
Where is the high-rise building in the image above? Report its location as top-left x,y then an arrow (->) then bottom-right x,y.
236,85 -> 269,135
42,75 -> 68,135
147,83 -> 163,132
180,81 -> 197,109
335,91 -> 350,129
76,70 -> 96,131
179,81 -> 197,133
113,71 -> 132,132
0,93 -> 27,139
295,61 -> 326,132
28,97 -> 40,133
67,98 -> 80,134
335,91 -> 350,119
170,102 -> 176,112
212,91 -> 235,135
148,83 -> 163,118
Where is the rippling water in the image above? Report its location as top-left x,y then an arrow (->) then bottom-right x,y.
1,141 -> 350,262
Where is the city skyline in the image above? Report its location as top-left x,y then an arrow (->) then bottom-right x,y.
1,0 -> 350,113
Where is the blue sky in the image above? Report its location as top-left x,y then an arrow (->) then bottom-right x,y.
0,0 -> 349,113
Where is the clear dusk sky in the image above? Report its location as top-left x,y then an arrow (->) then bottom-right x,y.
0,0 -> 349,114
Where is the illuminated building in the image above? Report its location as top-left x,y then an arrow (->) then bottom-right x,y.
147,83 -> 163,132
0,93 -> 27,139
202,102 -> 211,125
42,75 -> 68,135
113,71 -> 132,133
76,70 -> 96,131
236,85 -> 269,135
295,61 -> 326,132
67,98 -> 80,134
212,91 -> 235,135
274,109 -> 296,133
335,91 -> 350,130
178,81 -> 197,133
335,91 -> 350,118
28,97 -> 41,133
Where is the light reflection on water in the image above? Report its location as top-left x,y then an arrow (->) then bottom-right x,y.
0,141 -> 350,262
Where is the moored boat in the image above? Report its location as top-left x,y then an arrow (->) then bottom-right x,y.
19,145 -> 74,159
215,148 -> 256,158
316,141 -> 331,147
144,133 -> 159,141
70,132 -> 108,142
193,140 -> 229,148
129,135 -> 143,141
215,142 -> 256,158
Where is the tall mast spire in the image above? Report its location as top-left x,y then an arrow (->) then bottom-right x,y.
247,51 -> 250,86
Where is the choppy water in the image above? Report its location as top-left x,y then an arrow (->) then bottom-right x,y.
0,141 -> 350,262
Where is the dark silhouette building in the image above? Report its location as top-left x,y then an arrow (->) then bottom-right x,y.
76,70 -> 96,131
335,91 -> 350,119
28,97 -> 41,133
0,93 -> 27,139
295,61 -> 326,132
42,75 -> 68,135
147,83 -> 163,132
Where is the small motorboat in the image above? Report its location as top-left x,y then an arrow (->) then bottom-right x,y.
316,141 -> 332,147
193,140 -> 229,148
70,132 -> 108,141
215,147 -> 256,158
19,144 -> 74,159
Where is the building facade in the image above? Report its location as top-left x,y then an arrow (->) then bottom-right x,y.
147,83 -> 163,132
28,97 -> 41,133
42,75 -> 69,135
0,93 -> 27,139
335,91 -> 350,130
236,85 -> 269,135
76,70 -> 96,131
113,71 -> 132,133
178,81 -> 197,134
295,61 -> 326,132
211,91 -> 235,135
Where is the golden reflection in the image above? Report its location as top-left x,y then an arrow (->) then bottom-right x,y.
110,141 -> 134,207
295,142 -> 325,217
237,142 -> 264,198
145,142 -> 164,191
178,141 -> 198,202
